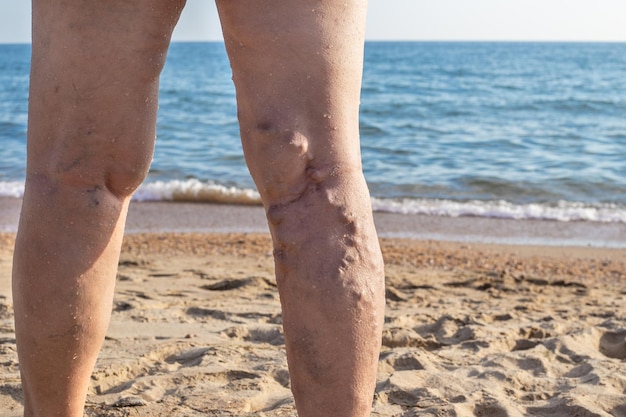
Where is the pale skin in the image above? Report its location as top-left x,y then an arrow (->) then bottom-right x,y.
13,1 -> 385,416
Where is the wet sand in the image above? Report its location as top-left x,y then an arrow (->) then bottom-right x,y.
1,198 -> 625,248
0,228 -> 625,416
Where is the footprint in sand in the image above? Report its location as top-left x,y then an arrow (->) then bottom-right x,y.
378,348 -> 433,376
185,307 -> 230,321
0,384 -> 23,409
512,325 -> 553,352
201,277 -> 274,291
381,327 -> 440,350
612,403 -> 626,417
416,315 -> 477,346
528,396 -> 608,417
166,346 -> 215,367
113,301 -> 133,312
563,363 -> 594,378
223,324 -> 285,346
473,400 -> 509,417
0,300 -> 12,320
599,329 -> 626,360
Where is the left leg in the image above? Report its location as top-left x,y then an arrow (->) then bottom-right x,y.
13,2 -> 185,416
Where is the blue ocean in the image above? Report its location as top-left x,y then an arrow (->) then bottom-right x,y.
1,42 -> 625,223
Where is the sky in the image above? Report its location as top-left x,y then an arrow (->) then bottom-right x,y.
1,0 -> 626,44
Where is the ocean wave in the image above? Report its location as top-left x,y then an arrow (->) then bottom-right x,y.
133,179 -> 262,205
371,198 -> 626,223
0,179 -> 263,205
2,179 -> 625,223
0,181 -> 24,198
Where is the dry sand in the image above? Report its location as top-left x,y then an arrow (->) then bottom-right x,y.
0,232 -> 625,416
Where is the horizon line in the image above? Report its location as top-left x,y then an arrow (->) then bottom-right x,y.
2,39 -> 626,46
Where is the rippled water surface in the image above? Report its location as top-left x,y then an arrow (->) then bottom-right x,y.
1,42 -> 625,222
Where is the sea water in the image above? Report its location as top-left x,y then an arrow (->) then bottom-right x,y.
1,42 -> 625,224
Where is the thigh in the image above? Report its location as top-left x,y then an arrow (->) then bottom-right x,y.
29,0 -> 186,194
216,0 -> 367,98
216,0 -> 368,202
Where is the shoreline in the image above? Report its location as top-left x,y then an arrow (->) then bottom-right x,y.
0,197 -> 625,248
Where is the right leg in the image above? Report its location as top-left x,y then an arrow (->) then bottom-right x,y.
217,2 -> 386,416
13,2 -> 185,416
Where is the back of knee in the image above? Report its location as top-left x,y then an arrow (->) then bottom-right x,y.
103,158 -> 151,199
32,147 -> 151,200
243,120 -> 315,202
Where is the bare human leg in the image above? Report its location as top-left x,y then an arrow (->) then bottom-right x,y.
13,1 -> 185,416
216,1 -> 386,416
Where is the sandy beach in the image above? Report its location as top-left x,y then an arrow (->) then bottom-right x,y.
0,204 -> 625,416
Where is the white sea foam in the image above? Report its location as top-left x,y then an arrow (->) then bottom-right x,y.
0,181 -> 24,198
371,197 -> 626,223
2,180 -> 625,223
133,179 -> 262,205
134,182 -> 626,223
